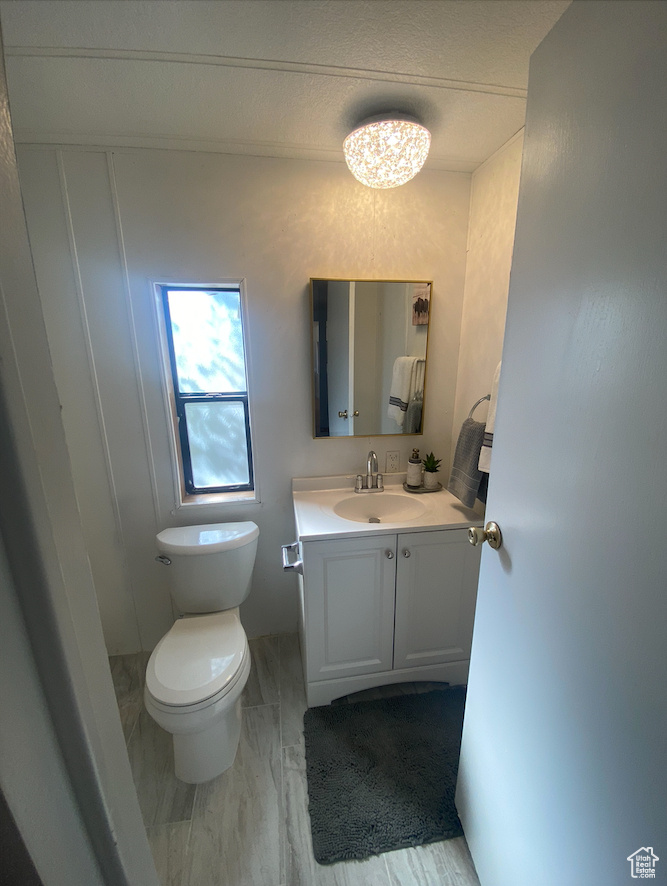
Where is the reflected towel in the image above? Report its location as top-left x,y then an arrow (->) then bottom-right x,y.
447,418 -> 486,508
404,398 -> 422,434
478,362 -> 501,473
388,356 -> 418,427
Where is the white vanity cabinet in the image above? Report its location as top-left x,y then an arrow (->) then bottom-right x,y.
300,534 -> 397,682
393,529 -> 479,669
298,527 -> 482,706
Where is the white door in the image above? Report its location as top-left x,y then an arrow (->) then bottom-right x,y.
393,530 -> 480,670
456,5 -> 667,886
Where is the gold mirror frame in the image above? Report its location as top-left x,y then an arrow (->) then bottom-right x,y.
310,278 -> 432,438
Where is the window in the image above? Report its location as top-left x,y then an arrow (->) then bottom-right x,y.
159,285 -> 254,495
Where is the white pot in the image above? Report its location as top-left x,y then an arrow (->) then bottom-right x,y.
423,471 -> 440,489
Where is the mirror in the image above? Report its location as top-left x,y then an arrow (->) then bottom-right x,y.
311,279 -> 431,438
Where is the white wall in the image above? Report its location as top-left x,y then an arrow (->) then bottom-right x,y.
451,130 -> 524,461
0,51 -> 157,880
18,147 -> 471,652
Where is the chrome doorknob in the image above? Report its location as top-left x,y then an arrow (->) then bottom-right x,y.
385,550 -> 394,559
468,522 -> 503,550
402,549 -> 411,558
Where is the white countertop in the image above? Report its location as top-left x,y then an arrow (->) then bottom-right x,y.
292,474 -> 482,542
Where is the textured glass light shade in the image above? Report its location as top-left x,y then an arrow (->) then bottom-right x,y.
343,116 -> 431,189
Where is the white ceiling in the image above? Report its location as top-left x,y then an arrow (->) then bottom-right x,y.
0,0 -> 570,172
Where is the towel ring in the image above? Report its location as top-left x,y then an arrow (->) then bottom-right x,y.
468,394 -> 490,419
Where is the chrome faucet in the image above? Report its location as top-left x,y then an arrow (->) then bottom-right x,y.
367,450 -> 378,488
355,450 -> 383,493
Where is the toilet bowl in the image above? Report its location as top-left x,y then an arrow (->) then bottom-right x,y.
146,522 -> 259,783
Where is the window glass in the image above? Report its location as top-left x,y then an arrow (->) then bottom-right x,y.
184,401 -> 250,488
160,285 -> 253,495
166,289 -> 247,393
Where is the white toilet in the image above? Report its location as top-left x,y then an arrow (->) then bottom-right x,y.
145,521 -> 259,784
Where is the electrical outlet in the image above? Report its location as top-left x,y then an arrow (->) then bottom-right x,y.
385,450 -> 400,473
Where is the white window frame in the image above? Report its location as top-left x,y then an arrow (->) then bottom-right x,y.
152,278 -> 259,508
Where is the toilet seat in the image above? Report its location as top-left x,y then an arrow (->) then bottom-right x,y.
146,610 -> 248,709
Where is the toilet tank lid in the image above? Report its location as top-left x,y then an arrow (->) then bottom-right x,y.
156,522 -> 259,555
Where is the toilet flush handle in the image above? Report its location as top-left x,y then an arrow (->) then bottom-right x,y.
155,555 -> 172,566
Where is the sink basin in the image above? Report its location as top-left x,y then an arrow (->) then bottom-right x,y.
293,475 -> 481,541
332,493 -> 427,524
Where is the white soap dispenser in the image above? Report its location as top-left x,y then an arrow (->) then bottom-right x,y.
406,448 -> 422,488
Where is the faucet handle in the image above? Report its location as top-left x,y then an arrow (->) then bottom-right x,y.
376,473 -> 384,490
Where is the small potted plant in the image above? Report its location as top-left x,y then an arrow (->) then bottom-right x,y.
421,452 -> 442,489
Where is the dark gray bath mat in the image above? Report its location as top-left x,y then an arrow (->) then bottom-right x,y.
303,686 -> 466,865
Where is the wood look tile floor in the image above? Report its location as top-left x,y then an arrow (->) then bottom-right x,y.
110,635 -> 481,886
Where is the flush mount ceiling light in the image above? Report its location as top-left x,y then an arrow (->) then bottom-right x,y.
343,113 -> 431,189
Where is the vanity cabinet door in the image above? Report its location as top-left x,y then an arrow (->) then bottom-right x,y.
301,535 -> 397,681
393,529 -> 481,670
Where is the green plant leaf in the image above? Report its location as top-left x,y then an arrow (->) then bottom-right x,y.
422,451 -> 442,472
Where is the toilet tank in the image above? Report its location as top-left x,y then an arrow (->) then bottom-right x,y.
156,522 -> 259,613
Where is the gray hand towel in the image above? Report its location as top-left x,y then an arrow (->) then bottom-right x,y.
403,398 -> 422,434
447,418 -> 486,508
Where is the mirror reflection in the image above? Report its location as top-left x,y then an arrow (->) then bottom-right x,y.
311,279 -> 431,438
